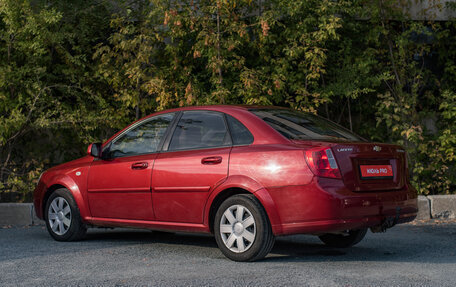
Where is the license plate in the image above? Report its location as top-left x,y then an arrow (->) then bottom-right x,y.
359,165 -> 393,179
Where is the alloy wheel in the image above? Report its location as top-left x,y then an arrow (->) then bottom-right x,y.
219,204 -> 256,253
48,197 -> 72,236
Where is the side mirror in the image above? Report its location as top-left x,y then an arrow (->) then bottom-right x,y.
87,143 -> 102,158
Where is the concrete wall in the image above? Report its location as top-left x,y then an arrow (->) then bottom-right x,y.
428,195 -> 456,219
416,195 -> 431,220
408,0 -> 456,21
0,203 -> 44,226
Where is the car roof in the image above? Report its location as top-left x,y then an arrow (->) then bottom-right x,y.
103,105 -> 289,147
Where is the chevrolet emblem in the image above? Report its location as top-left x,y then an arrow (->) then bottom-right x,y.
373,146 -> 382,152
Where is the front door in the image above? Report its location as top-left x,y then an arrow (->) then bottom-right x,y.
152,111 -> 231,223
87,112 -> 176,220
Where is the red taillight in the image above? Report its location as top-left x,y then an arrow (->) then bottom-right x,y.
305,148 -> 341,179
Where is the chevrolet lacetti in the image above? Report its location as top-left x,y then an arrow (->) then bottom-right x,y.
33,105 -> 418,261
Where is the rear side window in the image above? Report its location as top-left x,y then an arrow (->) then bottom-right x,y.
250,109 -> 364,142
226,115 -> 253,145
169,111 -> 231,151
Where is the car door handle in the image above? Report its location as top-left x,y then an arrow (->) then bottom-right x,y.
201,156 -> 222,165
131,162 -> 148,169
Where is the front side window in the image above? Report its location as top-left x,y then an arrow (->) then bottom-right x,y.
168,111 -> 231,151
107,113 -> 175,158
250,109 -> 364,142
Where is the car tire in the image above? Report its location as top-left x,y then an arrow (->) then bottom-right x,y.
318,228 -> 367,248
214,194 -> 275,262
45,188 -> 87,241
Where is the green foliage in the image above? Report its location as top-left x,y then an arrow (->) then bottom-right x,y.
0,0 -> 116,200
363,2 -> 456,194
1,0 -> 455,201
94,0 -> 343,112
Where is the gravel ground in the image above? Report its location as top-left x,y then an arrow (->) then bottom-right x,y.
1,220 -> 455,286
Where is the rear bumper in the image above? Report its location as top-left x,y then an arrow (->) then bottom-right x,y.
262,177 -> 418,236
280,212 -> 416,235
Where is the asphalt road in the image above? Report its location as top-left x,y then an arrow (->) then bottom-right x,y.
1,221 -> 455,287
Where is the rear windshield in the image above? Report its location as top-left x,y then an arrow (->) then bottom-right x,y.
250,109 -> 364,142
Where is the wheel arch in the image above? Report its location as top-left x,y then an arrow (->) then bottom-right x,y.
42,184 -> 67,217
206,181 -> 283,235
42,176 -> 89,221
208,187 -> 251,233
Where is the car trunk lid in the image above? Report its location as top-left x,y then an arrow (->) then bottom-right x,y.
330,143 -> 407,192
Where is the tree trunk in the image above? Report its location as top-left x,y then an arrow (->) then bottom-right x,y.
216,1 -> 224,104
348,98 -> 353,131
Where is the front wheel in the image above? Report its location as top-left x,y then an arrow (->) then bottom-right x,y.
318,228 -> 367,248
214,194 -> 275,262
45,188 -> 87,241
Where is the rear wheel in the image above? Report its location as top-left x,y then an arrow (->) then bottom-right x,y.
318,228 -> 367,248
45,188 -> 87,241
214,194 -> 275,262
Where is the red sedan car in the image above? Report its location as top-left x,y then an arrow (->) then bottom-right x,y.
33,105 -> 418,261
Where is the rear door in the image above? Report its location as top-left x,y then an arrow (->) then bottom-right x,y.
152,111 -> 231,223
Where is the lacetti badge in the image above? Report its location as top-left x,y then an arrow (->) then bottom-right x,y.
337,147 -> 353,152
373,146 -> 382,152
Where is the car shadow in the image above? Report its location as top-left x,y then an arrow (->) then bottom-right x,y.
82,225 -> 456,264
265,239 -> 383,262
86,228 -> 217,246
11,224 -> 454,264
